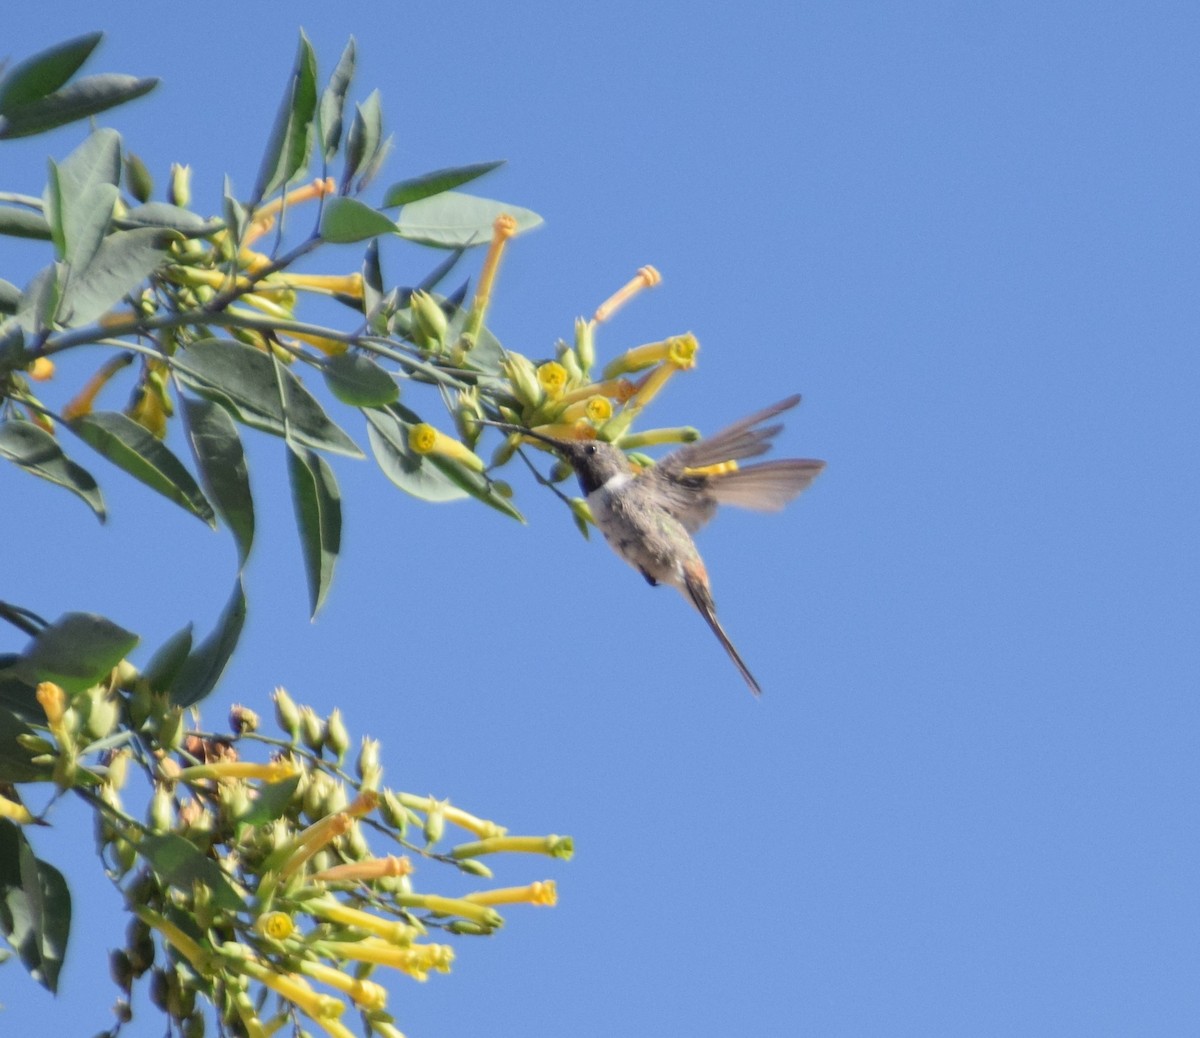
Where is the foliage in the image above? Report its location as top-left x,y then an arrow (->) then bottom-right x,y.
0,29 -> 711,1036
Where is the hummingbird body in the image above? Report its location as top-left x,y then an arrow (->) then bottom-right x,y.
510,395 -> 824,695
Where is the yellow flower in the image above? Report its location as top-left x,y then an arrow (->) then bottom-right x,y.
255,912 -> 295,941
299,960 -> 388,1011
35,681 -> 67,728
0,794 -> 34,825
278,811 -> 354,879
464,214 -> 519,340
310,855 -> 413,884
463,880 -> 557,907
449,834 -> 574,860
592,265 -> 661,324
324,938 -> 455,980
62,354 -> 135,421
536,361 -> 569,398
176,760 -> 299,784
407,424 -> 485,472
559,395 -> 613,424
279,272 -> 364,300
243,177 -> 337,247
391,793 -> 506,839
27,357 -> 54,381
306,897 -> 418,945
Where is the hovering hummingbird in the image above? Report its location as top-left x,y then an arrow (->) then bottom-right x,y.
505,395 -> 824,694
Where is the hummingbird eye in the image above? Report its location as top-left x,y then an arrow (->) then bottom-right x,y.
584,444 -> 597,455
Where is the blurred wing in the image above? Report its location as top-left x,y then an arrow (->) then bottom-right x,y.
646,395 -> 822,532
659,395 -> 803,475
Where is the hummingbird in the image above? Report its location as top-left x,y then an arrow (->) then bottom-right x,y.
505,395 -> 824,694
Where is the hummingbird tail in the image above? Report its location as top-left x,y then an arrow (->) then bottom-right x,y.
683,572 -> 762,696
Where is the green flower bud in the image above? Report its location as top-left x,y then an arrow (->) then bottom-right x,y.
423,801 -> 446,847
454,857 -> 494,879
155,705 -> 185,752
110,948 -> 134,991
124,153 -> 154,202
502,352 -> 543,409
126,917 -> 156,974
325,708 -> 350,764
272,687 -> 301,741
379,789 -> 410,835
230,704 -> 260,734
409,290 -> 450,352
299,707 -> 325,754
574,316 -> 595,373
168,163 -> 191,208
356,737 -> 381,789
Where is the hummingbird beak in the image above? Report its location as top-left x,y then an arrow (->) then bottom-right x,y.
475,419 -> 569,451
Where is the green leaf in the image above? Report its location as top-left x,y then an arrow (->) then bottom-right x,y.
425,451 -> 524,522
19,612 -> 138,694
58,226 -> 175,327
45,128 -> 121,270
238,774 -> 302,829
342,89 -> 381,192
170,578 -> 246,708
0,207 -> 52,241
382,160 -> 505,208
0,74 -> 158,140
136,833 -> 243,912
318,38 -> 356,161
0,706 -> 45,782
142,625 -> 193,694
0,279 -> 18,315
0,661 -> 39,722
172,338 -> 362,457
318,196 -> 397,244
322,352 -> 398,407
287,443 -> 341,617
365,406 -> 468,503
0,420 -> 105,520
361,239 -> 384,327
0,821 -> 71,993
69,411 -> 215,524
252,32 -> 318,206
122,202 -> 213,233
179,395 -> 255,567
13,263 -> 61,334
396,191 -> 543,249
0,31 -> 102,114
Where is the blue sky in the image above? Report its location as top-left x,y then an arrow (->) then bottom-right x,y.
2,2 -> 1198,1035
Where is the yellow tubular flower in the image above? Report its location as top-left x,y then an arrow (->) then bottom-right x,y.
666,332 -> 699,369
393,793 -> 506,839
324,938 -> 455,980
279,812 -> 354,880
176,760 -> 300,784
449,834 -> 575,860
462,880 -> 557,907
284,331 -> 350,357
465,214 -> 518,340
617,426 -> 701,450
601,338 -> 673,379
0,794 -> 34,825
310,855 -> 413,884
407,424 -> 485,472
298,960 -> 388,1011
279,272 -> 364,300
392,893 -> 504,927
238,956 -> 353,1038
134,906 -> 212,977
243,177 -> 337,247
592,265 -> 662,324
306,896 -> 418,945
559,395 -> 614,424
558,377 -> 637,407
62,354 -> 135,421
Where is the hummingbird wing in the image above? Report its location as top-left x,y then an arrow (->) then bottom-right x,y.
682,562 -> 762,695
647,395 -> 824,533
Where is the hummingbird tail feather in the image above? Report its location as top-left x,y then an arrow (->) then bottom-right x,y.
683,573 -> 762,696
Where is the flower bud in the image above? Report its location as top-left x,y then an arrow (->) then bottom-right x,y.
155,705 -> 185,752
325,708 -> 350,764
356,737 -> 382,789
299,706 -> 325,753
230,704 -> 260,734
574,316 -> 595,372
409,290 -> 449,351
272,687 -> 301,741
502,352 -> 543,409
168,163 -> 192,208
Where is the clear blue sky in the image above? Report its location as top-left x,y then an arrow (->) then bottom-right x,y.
3,2 -> 1198,1035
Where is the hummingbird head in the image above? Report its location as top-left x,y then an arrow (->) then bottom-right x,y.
495,424 -> 633,495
